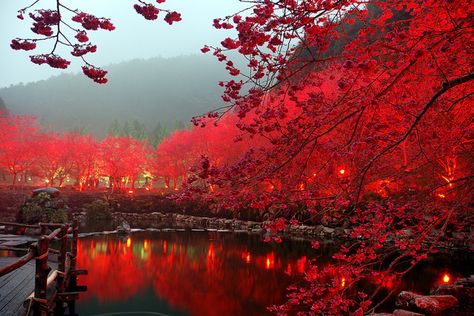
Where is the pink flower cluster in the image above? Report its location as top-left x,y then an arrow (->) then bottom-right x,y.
29,10 -> 59,36
72,13 -> 115,31
30,54 -> 70,69
71,44 -> 97,57
82,66 -> 108,84
134,4 -> 159,20
10,39 -> 36,51
75,31 -> 89,43
164,11 -> 182,25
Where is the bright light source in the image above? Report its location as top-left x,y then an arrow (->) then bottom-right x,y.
126,238 -> 131,248
341,277 -> 346,288
438,193 -> 446,198
339,169 -> 345,175
128,190 -> 134,194
443,273 -> 450,283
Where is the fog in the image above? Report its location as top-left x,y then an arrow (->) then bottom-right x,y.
0,0 -> 247,88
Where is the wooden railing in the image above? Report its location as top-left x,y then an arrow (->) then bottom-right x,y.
0,221 -> 86,316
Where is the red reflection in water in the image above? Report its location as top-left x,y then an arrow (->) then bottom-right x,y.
77,234 -> 306,316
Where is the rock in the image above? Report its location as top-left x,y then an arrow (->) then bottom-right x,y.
396,291 -> 458,315
393,309 -> 425,316
397,291 -> 421,309
322,226 -> 335,235
333,227 -> 345,237
430,276 -> 474,314
116,220 -> 131,234
414,295 -> 458,314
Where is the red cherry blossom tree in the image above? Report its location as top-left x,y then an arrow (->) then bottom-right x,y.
0,116 -> 41,187
7,0 -> 474,314
11,0 -> 181,83
101,136 -> 151,191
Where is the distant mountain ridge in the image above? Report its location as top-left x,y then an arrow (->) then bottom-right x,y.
0,55 -> 228,137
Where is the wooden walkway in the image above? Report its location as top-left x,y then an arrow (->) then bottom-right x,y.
0,222 -> 84,316
0,257 -> 34,316
0,257 -> 59,316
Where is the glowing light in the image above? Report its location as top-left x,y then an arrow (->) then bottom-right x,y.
443,273 -> 450,283
438,193 -> 446,199
143,240 -> 149,250
163,240 -> 167,254
341,277 -> 346,288
265,253 -> 274,269
174,188 -> 179,191
126,238 -> 131,248
164,184 -> 169,189
209,184 -> 216,192
298,183 -> 305,191
312,173 -> 317,177
339,169 -> 345,175
128,190 -> 134,194
245,253 -> 250,264
145,187 -> 150,191
45,179 -> 50,183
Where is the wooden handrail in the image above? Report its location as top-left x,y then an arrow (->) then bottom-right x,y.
0,221 -> 83,315
45,227 -> 63,241
0,222 -> 40,229
0,249 -> 35,277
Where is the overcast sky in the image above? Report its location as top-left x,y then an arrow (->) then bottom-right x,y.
0,0 -> 247,88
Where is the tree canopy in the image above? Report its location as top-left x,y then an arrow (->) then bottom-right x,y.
6,0 -> 474,314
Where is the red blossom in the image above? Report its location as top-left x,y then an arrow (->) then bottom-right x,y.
31,22 -> 53,36
134,4 -> 159,20
30,54 -> 70,69
164,11 -> 182,25
221,38 -> 240,50
10,39 -> 36,51
71,44 -> 97,57
99,19 -> 115,31
75,31 -> 89,43
29,10 -> 59,25
82,66 -> 108,84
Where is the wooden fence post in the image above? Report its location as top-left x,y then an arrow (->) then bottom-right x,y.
55,224 -> 69,314
33,236 -> 49,316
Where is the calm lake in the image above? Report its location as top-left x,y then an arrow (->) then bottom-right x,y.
75,231 -> 472,316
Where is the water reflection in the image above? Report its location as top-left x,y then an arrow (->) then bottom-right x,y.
77,232 -> 310,316
76,232 -> 472,315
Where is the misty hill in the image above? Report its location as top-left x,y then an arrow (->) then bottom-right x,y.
0,55 -> 228,137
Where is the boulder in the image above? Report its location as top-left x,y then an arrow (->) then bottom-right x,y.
430,276 -> 474,314
396,291 -> 458,315
393,310 -> 425,316
414,295 -> 458,314
117,220 -> 131,234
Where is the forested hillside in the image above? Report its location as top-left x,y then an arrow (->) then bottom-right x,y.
0,55 -> 227,136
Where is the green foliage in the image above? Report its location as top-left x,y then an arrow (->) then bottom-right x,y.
17,192 -> 68,224
84,199 -> 112,222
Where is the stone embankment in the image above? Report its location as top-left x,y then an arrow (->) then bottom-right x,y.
102,211 -> 350,239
